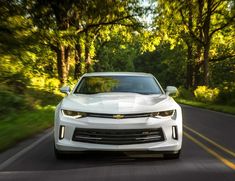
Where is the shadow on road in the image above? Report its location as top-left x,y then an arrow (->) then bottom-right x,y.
49,150 -> 179,171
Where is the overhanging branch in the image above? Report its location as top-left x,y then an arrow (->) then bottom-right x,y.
76,15 -> 137,34
209,15 -> 235,38
209,54 -> 235,62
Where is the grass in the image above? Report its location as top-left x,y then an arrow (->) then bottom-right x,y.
175,98 -> 235,115
0,106 -> 55,152
0,88 -> 63,152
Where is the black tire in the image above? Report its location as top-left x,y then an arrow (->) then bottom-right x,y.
164,150 -> 181,159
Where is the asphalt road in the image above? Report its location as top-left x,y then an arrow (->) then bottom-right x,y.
0,105 -> 235,181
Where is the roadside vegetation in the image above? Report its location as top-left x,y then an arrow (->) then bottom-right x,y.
0,0 -> 234,151
0,105 -> 55,152
175,86 -> 235,115
0,85 -> 62,152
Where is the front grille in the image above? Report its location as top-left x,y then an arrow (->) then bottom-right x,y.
86,113 -> 151,119
72,128 -> 165,145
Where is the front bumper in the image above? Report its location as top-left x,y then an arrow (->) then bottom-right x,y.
54,111 -> 182,152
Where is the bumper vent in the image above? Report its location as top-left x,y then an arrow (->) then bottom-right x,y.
72,128 -> 165,145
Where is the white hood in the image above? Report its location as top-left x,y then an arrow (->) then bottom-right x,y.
60,93 -> 177,114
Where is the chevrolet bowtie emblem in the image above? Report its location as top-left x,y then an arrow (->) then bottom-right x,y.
113,114 -> 124,119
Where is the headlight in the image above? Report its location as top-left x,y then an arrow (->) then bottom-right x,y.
151,110 -> 175,118
62,109 -> 87,119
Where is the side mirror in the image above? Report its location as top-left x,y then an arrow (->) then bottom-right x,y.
166,86 -> 177,96
60,86 -> 70,95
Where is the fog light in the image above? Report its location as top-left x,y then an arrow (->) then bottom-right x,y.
59,125 -> 65,139
172,126 -> 178,140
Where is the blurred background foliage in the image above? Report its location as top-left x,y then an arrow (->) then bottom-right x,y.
0,0 -> 235,151
0,0 -> 235,117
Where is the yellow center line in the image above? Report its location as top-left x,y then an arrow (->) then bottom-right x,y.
184,132 -> 235,171
184,125 -> 235,158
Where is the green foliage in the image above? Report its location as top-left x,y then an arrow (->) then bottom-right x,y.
0,87 -> 62,118
0,0 -> 235,152
0,0 -> 234,115
134,43 -> 186,87
176,86 -> 194,100
0,90 -> 27,115
155,0 -> 235,87
25,88 -> 62,108
210,59 -> 235,87
3,73 -> 29,94
217,85 -> 235,106
194,86 -> 220,103
94,26 -> 138,72
0,105 -> 55,152
30,77 -> 61,93
176,84 -> 235,106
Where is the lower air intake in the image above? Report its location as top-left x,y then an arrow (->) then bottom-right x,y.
72,128 -> 165,145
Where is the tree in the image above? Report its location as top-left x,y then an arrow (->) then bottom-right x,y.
27,0 -> 142,85
155,0 -> 235,86
94,26 -> 138,72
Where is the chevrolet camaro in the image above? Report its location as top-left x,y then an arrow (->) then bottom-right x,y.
54,72 -> 182,159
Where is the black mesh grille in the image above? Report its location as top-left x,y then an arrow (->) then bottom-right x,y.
72,128 -> 165,145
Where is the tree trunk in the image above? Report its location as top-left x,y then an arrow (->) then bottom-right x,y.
186,1 -> 194,88
194,63 -> 202,86
56,45 -> 70,85
194,0 -> 204,87
186,42 -> 193,88
202,0 -> 212,86
65,46 -> 70,74
84,31 -> 92,73
74,44 -> 82,79
85,45 -> 92,73
203,43 -> 210,85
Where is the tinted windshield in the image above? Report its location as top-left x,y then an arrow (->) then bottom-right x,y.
74,76 -> 163,95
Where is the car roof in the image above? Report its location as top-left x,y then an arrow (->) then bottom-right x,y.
83,72 -> 153,77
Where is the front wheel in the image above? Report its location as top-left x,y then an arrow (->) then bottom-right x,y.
164,150 -> 181,159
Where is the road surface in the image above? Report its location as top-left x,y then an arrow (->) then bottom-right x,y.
0,105 -> 235,181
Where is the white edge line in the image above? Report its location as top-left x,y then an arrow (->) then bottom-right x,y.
0,131 -> 53,171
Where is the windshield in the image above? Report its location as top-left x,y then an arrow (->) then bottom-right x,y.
74,76 -> 163,95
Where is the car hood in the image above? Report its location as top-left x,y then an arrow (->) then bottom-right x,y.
60,93 -> 178,114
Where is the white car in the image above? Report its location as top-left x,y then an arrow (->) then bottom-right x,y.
54,72 -> 182,159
